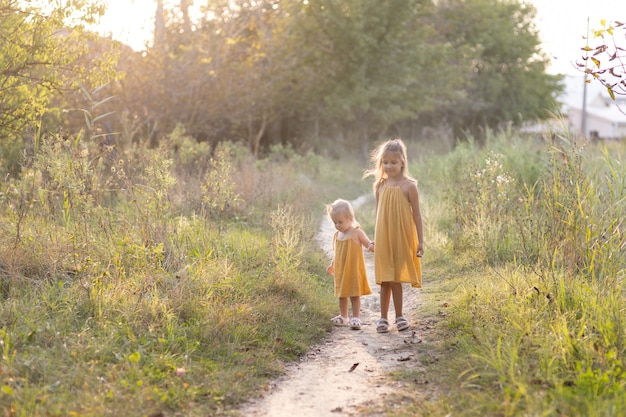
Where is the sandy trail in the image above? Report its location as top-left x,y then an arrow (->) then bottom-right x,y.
240,195 -> 427,417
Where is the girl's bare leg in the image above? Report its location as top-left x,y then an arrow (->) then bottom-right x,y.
350,296 -> 361,318
380,282 -> 392,319
390,282 -> 403,318
339,297 -> 349,319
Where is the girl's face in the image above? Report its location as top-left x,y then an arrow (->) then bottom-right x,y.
331,211 -> 352,233
381,152 -> 404,178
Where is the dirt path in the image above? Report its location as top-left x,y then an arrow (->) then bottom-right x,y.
239,195 -> 441,417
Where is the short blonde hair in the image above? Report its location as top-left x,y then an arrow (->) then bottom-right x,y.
326,199 -> 356,226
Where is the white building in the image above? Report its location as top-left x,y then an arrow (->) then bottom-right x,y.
561,75 -> 626,140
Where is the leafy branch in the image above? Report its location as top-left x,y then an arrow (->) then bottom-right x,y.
577,20 -> 626,101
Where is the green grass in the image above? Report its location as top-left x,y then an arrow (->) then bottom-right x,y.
351,133 -> 626,417
1,127 -> 625,416
0,134 -> 353,416
0,221 -> 336,416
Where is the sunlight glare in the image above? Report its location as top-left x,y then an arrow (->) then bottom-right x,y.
95,0 -> 206,51
96,0 -> 157,51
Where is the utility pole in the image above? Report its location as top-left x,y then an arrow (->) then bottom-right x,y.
582,74 -> 588,138
582,18 -> 590,138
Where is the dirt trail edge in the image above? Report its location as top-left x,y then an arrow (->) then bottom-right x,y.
240,195 -> 439,417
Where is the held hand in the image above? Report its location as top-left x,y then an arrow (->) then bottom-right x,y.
367,241 -> 375,253
416,244 -> 424,257
327,263 -> 334,275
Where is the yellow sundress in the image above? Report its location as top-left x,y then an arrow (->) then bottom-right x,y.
332,228 -> 373,298
374,183 -> 422,288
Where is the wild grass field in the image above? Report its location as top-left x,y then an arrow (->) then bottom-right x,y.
1,129 -> 625,416
386,132 -> 626,417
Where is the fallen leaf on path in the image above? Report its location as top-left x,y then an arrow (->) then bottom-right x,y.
348,363 -> 359,372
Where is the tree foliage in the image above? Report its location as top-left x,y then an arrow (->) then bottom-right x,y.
285,0 -> 464,152
434,0 -> 563,140
0,0 -> 119,174
145,0 -> 298,154
0,0 -> 118,135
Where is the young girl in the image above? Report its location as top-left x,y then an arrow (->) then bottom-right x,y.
326,199 -> 374,330
363,139 -> 424,333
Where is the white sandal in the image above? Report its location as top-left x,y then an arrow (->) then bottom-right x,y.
331,315 -> 349,326
395,316 -> 410,331
349,317 -> 362,330
376,318 -> 389,333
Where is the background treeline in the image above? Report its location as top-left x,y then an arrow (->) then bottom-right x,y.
1,0 -> 563,177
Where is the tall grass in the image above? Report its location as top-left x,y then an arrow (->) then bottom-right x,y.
0,128 -> 358,415
424,131 -> 626,416
5,121 -> 624,416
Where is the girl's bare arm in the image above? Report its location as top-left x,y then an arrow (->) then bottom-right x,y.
355,228 -> 375,252
407,182 -> 424,256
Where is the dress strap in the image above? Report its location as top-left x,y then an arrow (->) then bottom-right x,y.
347,226 -> 360,238
399,178 -> 416,190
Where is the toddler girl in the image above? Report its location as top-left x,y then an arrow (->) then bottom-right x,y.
326,199 -> 374,330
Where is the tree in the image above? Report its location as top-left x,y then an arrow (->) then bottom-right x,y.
0,0 -> 119,173
285,0 -> 463,153
434,0 -> 563,142
117,0 -> 307,154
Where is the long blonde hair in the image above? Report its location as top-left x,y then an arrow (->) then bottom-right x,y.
362,138 -> 413,192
